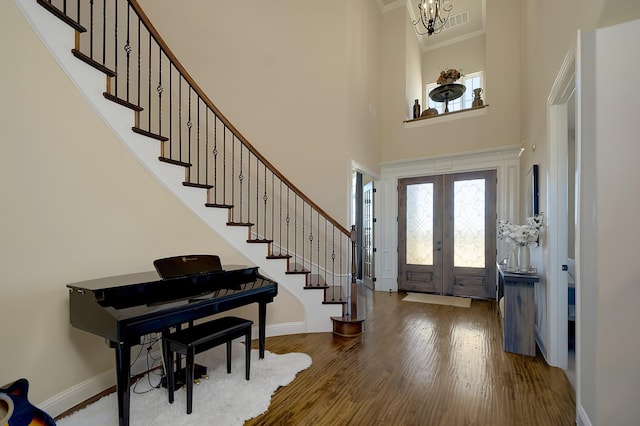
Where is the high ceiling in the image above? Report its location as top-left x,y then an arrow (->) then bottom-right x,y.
377,0 -> 485,52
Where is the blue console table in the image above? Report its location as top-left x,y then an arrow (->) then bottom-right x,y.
497,265 -> 539,356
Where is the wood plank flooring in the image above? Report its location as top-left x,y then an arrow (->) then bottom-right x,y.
247,287 -> 575,425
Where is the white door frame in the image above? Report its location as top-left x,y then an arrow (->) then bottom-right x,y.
545,42 -> 576,369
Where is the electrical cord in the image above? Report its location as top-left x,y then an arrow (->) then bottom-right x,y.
130,334 -> 164,394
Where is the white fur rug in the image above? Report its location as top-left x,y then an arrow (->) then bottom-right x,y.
57,343 -> 311,426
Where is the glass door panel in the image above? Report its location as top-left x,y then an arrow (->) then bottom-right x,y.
406,183 -> 434,266
453,179 -> 486,268
443,171 -> 496,298
398,175 -> 443,294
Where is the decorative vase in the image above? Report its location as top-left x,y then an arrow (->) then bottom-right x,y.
421,107 -> 438,117
507,249 -> 518,269
413,99 -> 421,119
472,88 -> 483,107
518,245 -> 530,271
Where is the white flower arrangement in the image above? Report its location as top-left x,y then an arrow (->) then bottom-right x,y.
497,213 -> 545,247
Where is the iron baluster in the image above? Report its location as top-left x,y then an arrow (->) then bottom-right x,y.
124,4 -> 131,102
157,45 -> 162,137
89,0 -> 94,58
101,0 -> 106,65
136,17 -> 140,107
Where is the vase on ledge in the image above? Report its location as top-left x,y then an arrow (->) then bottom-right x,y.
518,245 -> 530,271
472,88 -> 483,107
413,99 -> 421,119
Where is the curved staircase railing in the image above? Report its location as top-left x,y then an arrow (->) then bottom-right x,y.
35,0 -> 362,328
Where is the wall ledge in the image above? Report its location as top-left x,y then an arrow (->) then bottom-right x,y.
403,105 -> 489,128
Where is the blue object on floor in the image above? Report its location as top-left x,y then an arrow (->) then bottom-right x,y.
0,378 -> 56,425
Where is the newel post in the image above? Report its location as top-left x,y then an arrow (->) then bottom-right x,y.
346,225 -> 357,318
330,225 -> 364,337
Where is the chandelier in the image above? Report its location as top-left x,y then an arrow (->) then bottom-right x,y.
412,0 -> 453,36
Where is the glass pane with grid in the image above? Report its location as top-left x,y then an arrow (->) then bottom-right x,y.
406,183 -> 434,265
453,179 -> 485,267
462,73 -> 482,108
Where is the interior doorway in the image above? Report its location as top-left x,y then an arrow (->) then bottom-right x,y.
546,43 -> 576,374
566,92 -> 576,388
397,170 -> 497,298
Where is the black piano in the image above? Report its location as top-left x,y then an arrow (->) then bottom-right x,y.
67,264 -> 278,426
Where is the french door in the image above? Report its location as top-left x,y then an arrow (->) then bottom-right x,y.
398,170 -> 497,298
362,181 -> 374,289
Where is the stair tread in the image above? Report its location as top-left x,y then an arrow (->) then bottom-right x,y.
286,269 -> 310,274
159,157 -> 191,167
183,181 -> 213,189
132,127 -> 169,141
104,93 -> 143,112
72,49 -> 116,77
266,254 -> 292,259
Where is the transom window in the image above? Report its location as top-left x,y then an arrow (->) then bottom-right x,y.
426,71 -> 483,114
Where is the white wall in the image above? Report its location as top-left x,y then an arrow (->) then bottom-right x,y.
405,12 -> 423,118
380,0 -> 521,163
421,35 -> 486,89
578,18 -> 640,425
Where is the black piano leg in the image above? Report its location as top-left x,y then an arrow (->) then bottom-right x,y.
114,342 -> 131,426
259,302 -> 266,359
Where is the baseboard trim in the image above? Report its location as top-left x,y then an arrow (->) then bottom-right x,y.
535,328 -> 548,361
39,348 -> 160,418
259,321 -> 306,337
39,323 -> 306,417
576,403 -> 592,426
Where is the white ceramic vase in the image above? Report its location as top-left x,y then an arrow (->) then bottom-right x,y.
507,249 -> 519,269
518,245 -> 530,271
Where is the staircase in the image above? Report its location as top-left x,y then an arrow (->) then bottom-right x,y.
19,0 -> 364,335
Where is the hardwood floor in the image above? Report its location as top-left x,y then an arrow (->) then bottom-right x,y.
247,287 -> 576,425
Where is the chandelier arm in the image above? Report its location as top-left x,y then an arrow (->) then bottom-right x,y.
412,0 -> 453,37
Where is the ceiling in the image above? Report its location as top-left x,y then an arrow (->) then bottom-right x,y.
377,0 -> 485,52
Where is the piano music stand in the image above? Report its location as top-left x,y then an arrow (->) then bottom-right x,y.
153,254 -> 223,278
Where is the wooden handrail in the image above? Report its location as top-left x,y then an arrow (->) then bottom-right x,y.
128,0 -> 349,237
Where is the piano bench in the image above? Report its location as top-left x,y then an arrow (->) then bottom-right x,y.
163,316 -> 253,414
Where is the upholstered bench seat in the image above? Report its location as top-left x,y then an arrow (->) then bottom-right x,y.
163,316 -> 253,414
